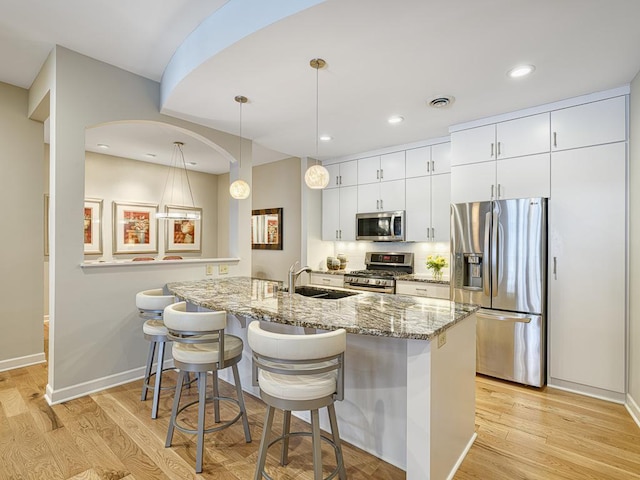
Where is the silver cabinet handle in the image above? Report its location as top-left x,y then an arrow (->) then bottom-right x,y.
336,176 -> 339,186
431,160 -> 435,172
380,169 -> 384,179
339,229 -> 342,239
553,132 -> 557,148
497,184 -> 502,198
376,199 -> 380,209
431,227 -> 435,239
553,256 -> 557,279
340,175 -> 343,185
335,230 -> 339,239
376,169 -> 380,179
497,141 -> 501,156
491,184 -> 495,199
380,199 -> 384,209
490,143 -> 494,158
427,161 -> 430,173
416,288 -> 428,292
322,278 -> 330,283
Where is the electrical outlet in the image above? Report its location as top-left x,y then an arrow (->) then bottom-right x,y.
437,331 -> 447,349
218,264 -> 229,275
205,264 -> 213,276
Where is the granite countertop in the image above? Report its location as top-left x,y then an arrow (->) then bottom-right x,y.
166,277 -> 477,341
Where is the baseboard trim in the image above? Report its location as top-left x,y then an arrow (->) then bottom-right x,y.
44,358 -> 175,406
0,352 -> 46,373
447,432 -> 477,480
626,394 -> 640,430
548,377 -> 626,404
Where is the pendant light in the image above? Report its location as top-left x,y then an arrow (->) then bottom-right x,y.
304,58 -> 330,189
229,95 -> 251,200
156,141 -> 201,220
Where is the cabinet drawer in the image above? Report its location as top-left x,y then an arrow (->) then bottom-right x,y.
310,273 -> 344,288
396,281 -> 450,299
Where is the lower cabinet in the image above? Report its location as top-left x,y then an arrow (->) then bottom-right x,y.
548,142 -> 626,396
396,281 -> 450,300
309,273 -> 345,288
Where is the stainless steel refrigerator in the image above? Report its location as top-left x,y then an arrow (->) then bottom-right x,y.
451,198 -> 547,387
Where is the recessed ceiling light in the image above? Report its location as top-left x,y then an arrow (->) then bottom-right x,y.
145,153 -> 156,158
507,64 -> 535,78
388,116 -> 404,124
187,161 -> 197,166
320,135 -> 332,141
97,143 -> 110,149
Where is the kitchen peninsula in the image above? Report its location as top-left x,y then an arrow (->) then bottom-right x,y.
166,277 -> 478,480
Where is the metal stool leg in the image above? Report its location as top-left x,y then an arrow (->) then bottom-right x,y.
142,340 -> 156,401
212,370 -> 220,423
196,371 -> 207,473
165,369 -> 186,447
311,409 -> 323,480
150,339 -> 165,419
232,363 -> 252,442
328,403 -> 347,480
280,410 -> 291,466
254,405 -> 275,480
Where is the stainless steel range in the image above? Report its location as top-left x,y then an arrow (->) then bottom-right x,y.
343,252 -> 414,293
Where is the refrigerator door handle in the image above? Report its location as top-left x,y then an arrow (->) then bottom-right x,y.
483,211 -> 491,297
477,309 -> 532,323
492,211 -> 499,297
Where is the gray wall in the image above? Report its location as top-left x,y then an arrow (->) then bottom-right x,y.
0,81 -> 45,367
251,157 -> 302,283
629,73 -> 640,415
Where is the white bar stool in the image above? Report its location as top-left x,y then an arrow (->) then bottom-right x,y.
135,288 -> 176,419
247,321 -> 347,480
163,301 -> 252,473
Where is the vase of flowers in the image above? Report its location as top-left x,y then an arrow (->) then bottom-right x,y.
426,255 -> 448,282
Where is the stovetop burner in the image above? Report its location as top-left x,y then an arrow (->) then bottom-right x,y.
347,269 -> 404,278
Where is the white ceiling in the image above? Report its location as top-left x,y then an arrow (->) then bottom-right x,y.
4,0 -> 640,174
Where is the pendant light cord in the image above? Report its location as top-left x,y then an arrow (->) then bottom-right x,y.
158,141 -> 196,209
315,61 -> 319,164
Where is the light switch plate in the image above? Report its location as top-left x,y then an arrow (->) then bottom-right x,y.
437,331 -> 447,349
205,265 -> 213,275
218,264 -> 229,275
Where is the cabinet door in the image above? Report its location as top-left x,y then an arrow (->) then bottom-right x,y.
430,173 -> 451,242
380,151 -> 405,181
450,162 -> 495,203
405,146 -> 430,178
379,179 -> 405,211
325,163 -> 341,189
451,124 -> 496,166
551,96 -> 626,151
357,156 -> 381,184
549,142 -> 626,394
322,188 -> 340,240
339,186 -> 358,241
357,183 -> 380,213
405,176 -> 431,242
339,160 -> 358,186
431,142 -> 451,174
497,113 -> 550,159
496,153 -> 550,200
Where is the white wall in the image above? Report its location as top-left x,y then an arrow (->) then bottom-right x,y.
628,73 -> 640,422
251,157 -> 302,283
0,81 -> 45,370
84,151 -> 220,260
28,46 -> 252,403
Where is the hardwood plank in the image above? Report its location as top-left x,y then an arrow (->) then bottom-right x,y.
0,387 -> 28,417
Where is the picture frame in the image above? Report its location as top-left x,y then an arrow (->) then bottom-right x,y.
112,201 -> 158,254
83,198 -> 103,255
251,207 -> 283,250
164,205 -> 202,253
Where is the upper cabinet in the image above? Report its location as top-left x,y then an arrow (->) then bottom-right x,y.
325,160 -> 358,189
358,151 -> 405,184
451,113 -> 550,166
406,142 -> 451,178
550,96 -> 626,151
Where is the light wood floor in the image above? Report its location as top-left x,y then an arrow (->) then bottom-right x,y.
1,328 -> 639,480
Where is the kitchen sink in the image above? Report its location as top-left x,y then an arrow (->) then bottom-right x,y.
294,286 -> 359,300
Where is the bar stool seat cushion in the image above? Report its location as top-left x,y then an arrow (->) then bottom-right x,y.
136,289 -> 175,311
143,319 -> 169,336
172,335 -> 243,364
257,364 -> 337,401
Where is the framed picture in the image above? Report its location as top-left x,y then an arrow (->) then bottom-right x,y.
251,207 -> 283,250
83,198 -> 103,255
112,201 -> 158,254
165,205 -> 202,253
44,194 -> 49,256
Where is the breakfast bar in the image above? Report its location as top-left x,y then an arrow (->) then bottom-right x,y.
166,276 -> 478,480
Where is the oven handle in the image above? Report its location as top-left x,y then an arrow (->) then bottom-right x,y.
343,283 -> 394,294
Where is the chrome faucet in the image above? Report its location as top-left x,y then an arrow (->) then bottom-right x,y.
287,261 -> 312,295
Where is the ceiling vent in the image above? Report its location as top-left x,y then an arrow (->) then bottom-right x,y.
428,95 -> 455,108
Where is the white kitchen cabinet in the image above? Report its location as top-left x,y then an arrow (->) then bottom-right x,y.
548,141 -> 626,396
396,281 -> 450,299
310,272 -> 344,288
406,173 -> 450,242
357,179 -> 405,213
358,151 -> 405,184
451,113 -> 549,166
325,160 -> 358,189
406,143 -> 451,178
322,185 -> 357,241
451,153 -> 549,203
551,96 -> 626,151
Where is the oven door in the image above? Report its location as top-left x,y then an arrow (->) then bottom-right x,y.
343,279 -> 395,294
356,211 -> 405,241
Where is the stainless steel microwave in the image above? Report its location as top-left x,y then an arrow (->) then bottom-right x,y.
356,211 -> 405,241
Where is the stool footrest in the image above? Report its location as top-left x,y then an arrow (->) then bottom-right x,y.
172,395 -> 244,436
